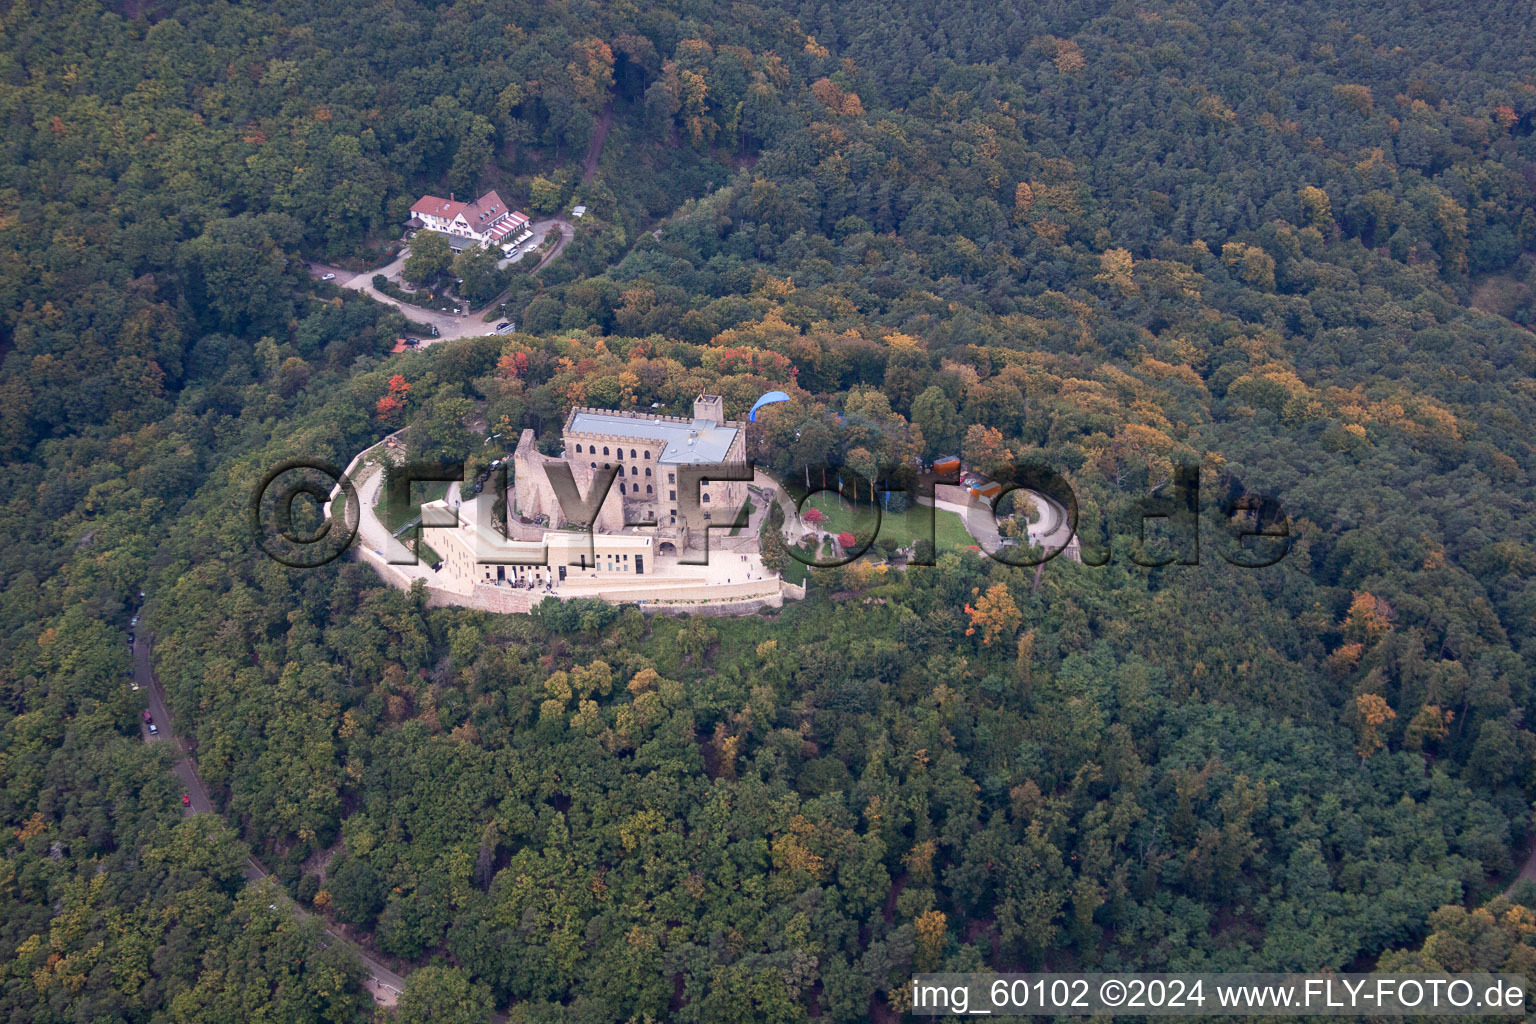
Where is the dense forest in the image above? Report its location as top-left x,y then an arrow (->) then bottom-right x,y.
2,0 -> 1536,1020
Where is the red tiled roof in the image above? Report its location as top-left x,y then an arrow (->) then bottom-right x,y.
461,190 -> 513,227
411,195 -> 466,220
412,190 -> 530,239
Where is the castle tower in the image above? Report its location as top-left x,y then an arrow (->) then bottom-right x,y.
693,394 -> 725,426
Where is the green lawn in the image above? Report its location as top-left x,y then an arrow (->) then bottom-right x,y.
801,494 -> 977,554
378,480 -> 449,533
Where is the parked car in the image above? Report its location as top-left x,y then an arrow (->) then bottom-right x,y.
405,337 -> 421,347
495,321 -> 514,335
320,272 -> 336,281
147,722 -> 158,735
130,615 -> 137,626
127,633 -> 134,644
130,681 -> 139,691
143,710 -> 152,722
182,795 -> 190,807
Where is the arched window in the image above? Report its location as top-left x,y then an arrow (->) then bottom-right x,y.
603,446 -> 609,456
617,448 -> 624,459
632,465 -> 640,475
646,485 -> 653,494
630,449 -> 637,458
574,443 -> 582,453
590,462 -> 596,469
619,482 -> 626,494
645,467 -> 651,477
643,451 -> 651,459
702,493 -> 710,503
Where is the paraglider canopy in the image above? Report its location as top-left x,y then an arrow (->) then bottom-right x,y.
748,390 -> 791,422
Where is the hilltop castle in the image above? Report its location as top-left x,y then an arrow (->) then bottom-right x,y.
398,396 -> 793,614
512,394 -> 750,555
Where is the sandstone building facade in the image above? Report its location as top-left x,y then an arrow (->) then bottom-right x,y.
513,394 -> 750,556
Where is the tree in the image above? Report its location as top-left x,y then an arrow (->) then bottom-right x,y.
911,386 -> 962,454
328,857 -> 384,927
567,38 -> 616,112
914,910 -> 948,971
377,373 -> 411,422
394,965 -> 495,1024
1221,241 -> 1276,289
404,231 -> 453,284
529,175 -> 565,214
1299,186 -> 1333,231
760,514 -> 790,574
405,383 -> 475,462
1095,247 -> 1138,297
963,425 -> 1012,476
452,244 -> 506,306
966,583 -> 1021,646
178,214 -> 299,334
1354,693 -> 1396,759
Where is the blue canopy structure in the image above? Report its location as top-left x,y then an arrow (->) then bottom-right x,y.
748,390 -> 791,422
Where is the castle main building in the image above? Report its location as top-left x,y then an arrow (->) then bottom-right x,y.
513,394 -> 750,554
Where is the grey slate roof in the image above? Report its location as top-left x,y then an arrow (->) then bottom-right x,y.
567,411 -> 739,464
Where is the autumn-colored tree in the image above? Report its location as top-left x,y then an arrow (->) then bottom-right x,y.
1221,241 -> 1277,289
914,909 -> 948,971
1344,591 -> 1394,642
566,37 -> 615,112
1431,190 -> 1470,274
1014,629 -> 1036,698
1013,181 -> 1036,224
1403,704 -> 1454,751
496,349 -> 529,379
966,583 -> 1022,647
15,812 -> 45,842
1332,83 -> 1374,114
1046,37 -> 1086,74
1326,641 -> 1364,678
1095,247 -> 1138,296
770,814 -> 825,879
963,424 -> 1013,476
905,839 -> 937,885
811,78 -> 864,116
376,374 -> 411,421
1299,186 -> 1333,230
1355,693 -> 1397,759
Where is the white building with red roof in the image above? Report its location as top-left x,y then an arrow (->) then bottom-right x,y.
408,190 -> 531,253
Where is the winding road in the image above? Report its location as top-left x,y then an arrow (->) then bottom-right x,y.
307,215 -> 572,347
132,629 -> 408,1007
